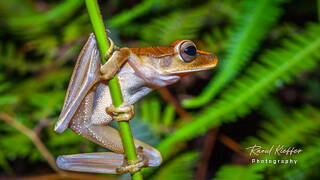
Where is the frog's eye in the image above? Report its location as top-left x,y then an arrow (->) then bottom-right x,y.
178,41 -> 197,63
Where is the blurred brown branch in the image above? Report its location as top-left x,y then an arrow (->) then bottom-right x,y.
0,112 -> 63,174
158,87 -> 191,119
158,87 -> 250,157
219,134 -> 250,159
19,172 -> 124,180
196,127 -> 219,180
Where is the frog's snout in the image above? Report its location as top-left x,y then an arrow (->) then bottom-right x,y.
211,55 -> 218,67
202,53 -> 218,68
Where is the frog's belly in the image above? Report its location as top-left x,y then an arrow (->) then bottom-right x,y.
69,63 -> 153,133
69,83 -> 113,134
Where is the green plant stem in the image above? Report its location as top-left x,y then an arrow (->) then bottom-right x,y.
85,0 -> 143,179
85,0 -> 109,63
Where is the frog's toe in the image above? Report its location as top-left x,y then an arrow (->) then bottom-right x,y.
116,153 -> 148,174
106,103 -> 134,121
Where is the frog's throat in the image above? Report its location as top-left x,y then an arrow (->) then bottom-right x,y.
127,60 -> 180,88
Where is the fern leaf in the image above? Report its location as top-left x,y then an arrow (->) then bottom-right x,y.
0,0 -> 82,38
214,107 -> 320,180
258,97 -> 287,120
109,0 -> 186,27
110,0 -> 159,27
128,116 -> 161,146
158,23 -> 320,155
140,8 -> 209,45
279,138 -> 320,179
163,104 -> 175,126
245,107 -> 320,147
150,151 -> 199,180
214,165 -> 263,180
183,0 -> 285,108
203,28 -> 231,55
140,97 -> 161,127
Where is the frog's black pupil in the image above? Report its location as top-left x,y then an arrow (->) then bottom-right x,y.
184,46 -> 196,56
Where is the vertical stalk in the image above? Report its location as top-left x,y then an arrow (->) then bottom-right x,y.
85,0 -> 143,179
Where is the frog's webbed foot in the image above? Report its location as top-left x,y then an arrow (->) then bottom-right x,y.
116,149 -> 148,174
105,37 -> 119,58
106,103 -> 134,121
100,41 -> 130,81
56,148 -> 149,174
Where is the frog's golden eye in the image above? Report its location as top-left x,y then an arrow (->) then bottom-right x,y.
178,41 -> 197,63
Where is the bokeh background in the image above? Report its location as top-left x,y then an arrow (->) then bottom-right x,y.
0,0 -> 320,179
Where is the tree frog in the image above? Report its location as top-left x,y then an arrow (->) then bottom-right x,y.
54,33 -> 218,174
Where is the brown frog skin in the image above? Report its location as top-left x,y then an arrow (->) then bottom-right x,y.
54,33 -> 218,174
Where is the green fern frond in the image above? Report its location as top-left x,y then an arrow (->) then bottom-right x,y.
214,107 -> 320,180
150,151 -> 199,180
163,104 -> 175,126
140,96 -> 175,132
214,165 -> 263,180
240,107 -> 320,173
158,23 -> 320,156
245,107 -> 320,147
0,0 -> 82,38
0,150 -> 12,174
202,28 -> 231,55
278,138 -> 320,179
183,0 -> 285,108
140,7 -> 209,45
0,43 -> 26,74
140,97 -> 161,125
128,115 -> 161,146
110,0 -> 160,27
258,97 -> 287,120
109,0 -> 188,27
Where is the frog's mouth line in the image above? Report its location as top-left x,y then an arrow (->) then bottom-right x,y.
165,56 -> 218,75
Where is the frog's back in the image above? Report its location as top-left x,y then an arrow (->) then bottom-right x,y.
130,46 -> 174,57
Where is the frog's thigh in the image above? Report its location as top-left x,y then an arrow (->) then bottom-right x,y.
84,124 -> 162,167
90,83 -> 113,125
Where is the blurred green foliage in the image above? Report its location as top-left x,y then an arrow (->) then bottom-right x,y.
0,0 -> 319,179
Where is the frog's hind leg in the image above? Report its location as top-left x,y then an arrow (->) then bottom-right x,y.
57,125 -> 162,174
56,152 -> 124,174
84,125 -> 162,167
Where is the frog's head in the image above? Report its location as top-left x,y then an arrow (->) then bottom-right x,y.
158,40 -> 218,75
129,40 -> 218,88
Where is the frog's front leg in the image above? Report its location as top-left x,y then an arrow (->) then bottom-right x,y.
100,47 -> 131,81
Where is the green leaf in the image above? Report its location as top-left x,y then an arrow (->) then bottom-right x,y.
0,0 -> 83,38
151,151 -> 199,180
109,0 -> 186,27
244,106 -> 320,150
280,139 -> 320,179
215,107 -> 320,180
0,95 -> 18,106
183,0 -> 286,108
140,8 -> 209,45
214,165 -> 263,180
158,23 -> 320,158
163,104 -> 175,126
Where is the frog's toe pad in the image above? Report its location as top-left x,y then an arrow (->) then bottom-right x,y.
116,155 -> 148,174
106,103 -> 134,121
